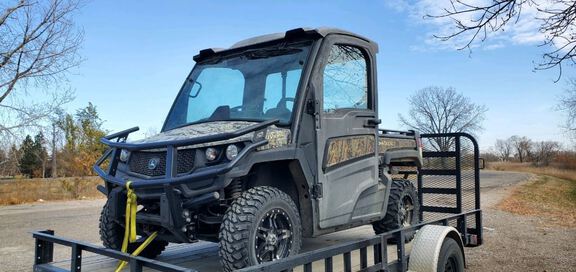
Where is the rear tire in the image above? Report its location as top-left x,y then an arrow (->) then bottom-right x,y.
437,237 -> 465,272
219,186 -> 302,272
99,199 -> 168,259
373,179 -> 419,243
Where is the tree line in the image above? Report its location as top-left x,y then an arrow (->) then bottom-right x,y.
0,103 -> 107,178
489,136 -> 566,167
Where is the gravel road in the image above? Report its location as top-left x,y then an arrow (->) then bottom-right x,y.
465,172 -> 576,272
2,170 -> 572,271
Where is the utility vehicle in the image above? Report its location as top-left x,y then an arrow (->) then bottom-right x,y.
33,28 -> 483,272
94,27 -> 425,270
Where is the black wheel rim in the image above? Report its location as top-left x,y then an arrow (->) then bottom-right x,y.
400,196 -> 414,227
444,255 -> 458,272
255,208 -> 293,263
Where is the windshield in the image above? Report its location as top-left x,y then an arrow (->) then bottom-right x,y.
163,42 -> 312,131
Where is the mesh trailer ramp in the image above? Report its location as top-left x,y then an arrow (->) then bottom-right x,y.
32,133 -> 482,272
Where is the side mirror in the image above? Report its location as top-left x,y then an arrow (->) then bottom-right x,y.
479,158 -> 485,170
188,81 -> 203,98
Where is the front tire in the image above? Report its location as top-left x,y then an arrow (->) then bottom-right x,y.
373,179 -> 419,243
99,199 -> 168,259
219,186 -> 302,272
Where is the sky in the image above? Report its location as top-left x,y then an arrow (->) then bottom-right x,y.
54,0 -> 575,150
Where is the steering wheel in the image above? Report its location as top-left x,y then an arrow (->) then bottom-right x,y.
230,105 -> 243,113
277,97 -> 295,108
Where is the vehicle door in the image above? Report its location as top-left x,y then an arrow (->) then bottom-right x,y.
312,35 -> 382,228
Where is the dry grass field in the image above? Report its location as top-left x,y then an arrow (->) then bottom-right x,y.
488,161 -> 576,182
0,177 -> 103,205
488,162 -> 576,228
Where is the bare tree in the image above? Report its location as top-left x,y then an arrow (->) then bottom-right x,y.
510,135 -> 532,162
1,89 -> 73,135
50,122 -> 58,177
531,140 -> 560,166
0,0 -> 83,102
480,148 -> 501,162
0,144 -> 20,176
399,86 -> 488,151
495,138 -> 513,161
0,0 -> 83,136
559,78 -> 576,134
430,0 -> 576,80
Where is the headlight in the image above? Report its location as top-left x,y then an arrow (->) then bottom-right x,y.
225,144 -> 239,160
205,147 -> 218,161
120,149 -> 130,162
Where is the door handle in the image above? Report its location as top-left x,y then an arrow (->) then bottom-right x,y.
364,118 -> 381,128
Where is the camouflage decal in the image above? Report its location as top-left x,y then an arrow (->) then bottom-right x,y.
131,121 -> 290,150
136,121 -> 254,145
325,135 -> 375,168
258,127 -> 291,150
378,137 -> 416,153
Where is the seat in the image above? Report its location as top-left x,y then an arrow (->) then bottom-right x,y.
265,102 -> 291,121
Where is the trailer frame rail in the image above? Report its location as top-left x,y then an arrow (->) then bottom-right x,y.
32,210 -> 480,272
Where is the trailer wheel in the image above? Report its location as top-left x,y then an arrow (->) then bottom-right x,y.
408,225 -> 465,272
437,237 -> 465,272
99,199 -> 167,259
219,186 -> 302,272
372,179 -> 419,243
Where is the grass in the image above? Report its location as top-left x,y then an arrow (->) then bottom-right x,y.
489,162 -> 576,228
0,176 -> 104,205
488,161 -> 576,181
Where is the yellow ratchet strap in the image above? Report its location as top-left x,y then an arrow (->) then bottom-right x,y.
115,181 -> 159,272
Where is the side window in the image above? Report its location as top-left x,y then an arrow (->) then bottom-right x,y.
322,45 -> 368,112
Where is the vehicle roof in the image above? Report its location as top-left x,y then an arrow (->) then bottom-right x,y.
193,27 -> 378,62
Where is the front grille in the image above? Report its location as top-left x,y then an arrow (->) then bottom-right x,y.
128,149 -> 196,177
176,149 -> 196,174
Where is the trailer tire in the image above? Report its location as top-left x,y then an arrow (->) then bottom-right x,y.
219,186 -> 302,272
372,179 -> 419,243
99,199 -> 168,259
437,237 -> 465,272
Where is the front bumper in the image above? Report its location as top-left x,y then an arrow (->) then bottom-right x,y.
93,120 -> 278,242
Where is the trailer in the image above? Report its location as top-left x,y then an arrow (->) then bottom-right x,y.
33,132 -> 482,272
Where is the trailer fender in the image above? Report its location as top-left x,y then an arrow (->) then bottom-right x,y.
408,225 -> 465,272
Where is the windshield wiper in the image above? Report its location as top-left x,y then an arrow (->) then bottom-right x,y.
244,47 -> 302,59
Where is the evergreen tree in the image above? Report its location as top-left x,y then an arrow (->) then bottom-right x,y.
19,135 -> 38,177
19,133 -> 48,178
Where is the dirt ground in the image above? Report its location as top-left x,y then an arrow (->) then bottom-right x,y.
1,171 -> 575,271
465,207 -> 576,272
465,174 -> 576,272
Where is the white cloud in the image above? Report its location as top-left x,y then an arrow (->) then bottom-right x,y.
483,43 -> 505,50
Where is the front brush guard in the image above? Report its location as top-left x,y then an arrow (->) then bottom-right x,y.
93,119 -> 278,242
93,119 -> 278,190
